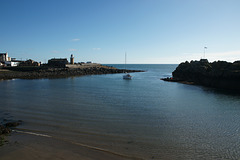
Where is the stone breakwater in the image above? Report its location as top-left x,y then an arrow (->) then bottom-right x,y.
162,59 -> 240,90
0,65 -> 143,80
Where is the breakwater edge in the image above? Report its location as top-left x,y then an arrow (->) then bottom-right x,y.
0,64 -> 144,80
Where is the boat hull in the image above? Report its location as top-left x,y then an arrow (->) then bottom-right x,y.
123,74 -> 132,80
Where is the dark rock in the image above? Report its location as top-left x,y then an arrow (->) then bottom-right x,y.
0,120 -> 22,146
5,121 -> 21,127
0,120 -> 22,135
2,128 -> 11,134
170,59 -> 240,90
0,125 -> 11,135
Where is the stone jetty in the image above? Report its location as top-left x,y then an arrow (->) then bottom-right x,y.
0,64 -> 143,80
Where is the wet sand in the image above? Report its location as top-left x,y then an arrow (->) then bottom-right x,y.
0,132 -> 142,160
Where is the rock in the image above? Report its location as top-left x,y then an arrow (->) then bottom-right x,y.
0,125 -> 4,134
5,121 -> 21,127
0,120 -> 22,146
0,120 -> 22,135
170,60 -> 240,90
0,125 -> 11,135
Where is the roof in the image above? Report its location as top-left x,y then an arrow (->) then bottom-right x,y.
49,58 -> 68,61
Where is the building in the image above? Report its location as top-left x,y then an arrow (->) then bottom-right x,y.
48,58 -> 68,67
0,52 -> 10,62
0,52 -> 18,66
19,59 -> 40,66
70,54 -> 74,64
4,61 -> 20,67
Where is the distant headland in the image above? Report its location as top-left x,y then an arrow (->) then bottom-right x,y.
162,59 -> 240,91
0,53 -> 143,80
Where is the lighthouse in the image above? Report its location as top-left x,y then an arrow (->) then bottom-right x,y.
70,54 -> 74,64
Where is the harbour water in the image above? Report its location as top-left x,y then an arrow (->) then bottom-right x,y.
0,64 -> 240,159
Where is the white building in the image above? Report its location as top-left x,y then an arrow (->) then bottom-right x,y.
0,52 -> 9,62
0,52 -> 20,66
4,61 -> 20,67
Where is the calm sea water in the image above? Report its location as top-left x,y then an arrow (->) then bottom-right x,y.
1,64 -> 240,159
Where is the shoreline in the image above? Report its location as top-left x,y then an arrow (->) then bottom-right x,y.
160,77 -> 195,85
0,65 -> 144,80
0,119 -> 143,160
1,132 -> 142,160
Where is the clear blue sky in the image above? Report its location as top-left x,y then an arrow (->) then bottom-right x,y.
1,0 -> 240,64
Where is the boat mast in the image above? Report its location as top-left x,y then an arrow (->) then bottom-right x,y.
125,52 -> 126,70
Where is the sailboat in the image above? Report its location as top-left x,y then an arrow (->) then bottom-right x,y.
123,53 -> 132,80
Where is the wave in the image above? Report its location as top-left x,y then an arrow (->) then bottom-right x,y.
13,129 -> 52,138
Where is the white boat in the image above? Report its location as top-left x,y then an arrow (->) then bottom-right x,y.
123,73 -> 132,80
123,52 -> 132,80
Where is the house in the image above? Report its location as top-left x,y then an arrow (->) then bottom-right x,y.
19,59 -> 40,66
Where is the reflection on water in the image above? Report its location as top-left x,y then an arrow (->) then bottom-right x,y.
0,64 -> 240,159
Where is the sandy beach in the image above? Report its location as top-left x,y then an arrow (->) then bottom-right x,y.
0,132 -> 142,160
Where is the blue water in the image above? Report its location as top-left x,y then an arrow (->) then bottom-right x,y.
1,64 -> 240,159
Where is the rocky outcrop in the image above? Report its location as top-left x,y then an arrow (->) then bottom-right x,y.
0,65 -> 144,80
0,121 -> 22,135
0,120 -> 22,146
170,59 -> 240,90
